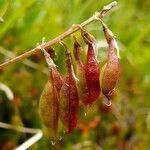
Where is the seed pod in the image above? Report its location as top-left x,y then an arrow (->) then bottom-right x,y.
81,30 -> 100,106
73,36 -> 87,103
100,21 -> 120,104
52,67 -> 63,92
39,48 -> 63,141
59,44 -> 79,134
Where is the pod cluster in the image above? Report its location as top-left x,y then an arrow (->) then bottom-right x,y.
39,22 -> 120,143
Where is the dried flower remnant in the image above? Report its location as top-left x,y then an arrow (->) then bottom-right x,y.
59,43 -> 79,134
100,20 -> 120,106
81,30 -> 100,106
47,47 -> 57,61
39,48 -> 63,142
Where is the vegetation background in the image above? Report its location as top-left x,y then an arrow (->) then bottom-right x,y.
0,0 -> 149,149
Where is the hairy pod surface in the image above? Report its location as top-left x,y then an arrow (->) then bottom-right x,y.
59,51 -> 79,134
100,38 -> 120,101
82,31 -> 100,106
39,64 -> 63,141
73,37 -> 87,104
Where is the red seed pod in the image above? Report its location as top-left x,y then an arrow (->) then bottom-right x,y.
73,36 -> 84,69
52,67 -> 63,92
100,21 -> 120,104
81,30 -> 100,106
47,47 -> 63,92
39,48 -> 63,142
73,36 -> 87,104
59,44 -> 79,134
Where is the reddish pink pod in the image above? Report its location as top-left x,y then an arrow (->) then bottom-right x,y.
39,67 -> 63,141
101,39 -> 120,100
73,36 -> 84,69
59,47 -> 79,134
73,36 -> 87,104
52,67 -> 63,92
39,48 -> 63,142
100,22 -> 120,103
81,30 -> 101,106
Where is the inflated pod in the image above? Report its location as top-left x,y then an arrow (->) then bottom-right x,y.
81,30 -> 101,106
59,45 -> 79,134
100,22 -> 120,103
73,36 -> 87,104
52,67 -> 63,92
39,49 -> 63,141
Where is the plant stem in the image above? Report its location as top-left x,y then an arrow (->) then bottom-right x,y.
0,122 -> 43,150
0,1 -> 117,68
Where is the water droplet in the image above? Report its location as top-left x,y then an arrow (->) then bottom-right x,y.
84,106 -> 89,116
64,129 -> 69,134
59,136 -> 63,141
51,140 -> 56,146
103,98 -> 111,106
0,17 -> 4,22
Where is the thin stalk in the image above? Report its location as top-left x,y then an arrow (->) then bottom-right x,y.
0,122 -> 43,150
0,1 -> 117,68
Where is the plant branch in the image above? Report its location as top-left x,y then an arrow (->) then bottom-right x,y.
0,122 -> 43,150
0,1 -> 117,68
0,46 -> 48,74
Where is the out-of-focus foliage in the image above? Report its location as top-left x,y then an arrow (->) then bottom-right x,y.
0,0 -> 149,149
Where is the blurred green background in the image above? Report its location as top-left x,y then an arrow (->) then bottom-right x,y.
0,0 -> 150,149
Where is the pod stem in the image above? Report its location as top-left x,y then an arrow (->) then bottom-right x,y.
0,1 -> 117,69
95,17 -> 120,58
59,41 -> 70,54
37,37 -> 56,68
95,17 -> 115,42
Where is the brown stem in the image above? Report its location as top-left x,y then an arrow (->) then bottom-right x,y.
0,1 -> 117,69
